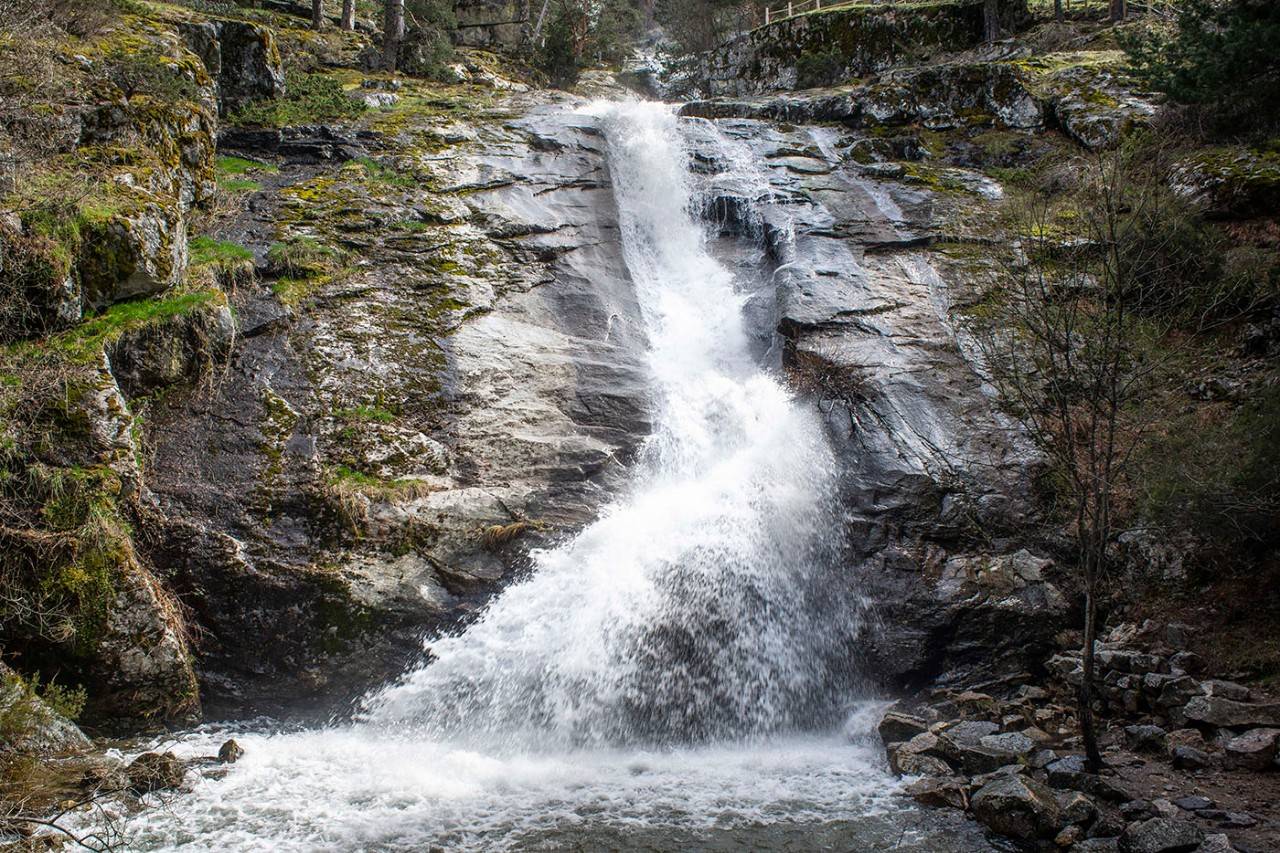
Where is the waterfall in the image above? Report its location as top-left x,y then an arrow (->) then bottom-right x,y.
116,102 -> 993,853
358,101 -> 849,749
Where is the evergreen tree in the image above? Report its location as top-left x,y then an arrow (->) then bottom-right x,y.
1124,0 -> 1280,131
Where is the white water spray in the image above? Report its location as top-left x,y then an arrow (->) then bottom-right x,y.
112,102 -> 990,853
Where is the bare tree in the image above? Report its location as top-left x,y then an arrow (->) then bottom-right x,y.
341,0 -> 355,30
983,0 -> 1000,42
969,150 -> 1183,772
311,0 -> 324,30
383,0 -> 405,70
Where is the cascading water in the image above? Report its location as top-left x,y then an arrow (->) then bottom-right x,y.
357,101 -> 851,749
114,102 -> 993,852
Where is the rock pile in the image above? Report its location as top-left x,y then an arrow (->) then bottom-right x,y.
879,623 -> 1276,852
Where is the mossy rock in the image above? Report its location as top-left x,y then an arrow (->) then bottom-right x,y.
77,202 -> 189,312
1172,145 -> 1280,219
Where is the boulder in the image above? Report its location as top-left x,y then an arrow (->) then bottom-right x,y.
1058,790 -> 1098,826
127,751 -> 186,794
1155,677 -> 1202,710
1039,62 -> 1156,150
0,663 -> 90,755
970,774 -> 1063,840
1045,755 -> 1126,801
1200,681 -> 1250,702
1222,728 -> 1280,771
217,739 -> 245,764
1195,834 -> 1236,853
1171,146 -> 1280,219
1119,818 -> 1204,853
182,20 -> 286,116
905,776 -> 967,810
894,750 -> 955,778
108,298 -> 235,399
77,204 -> 188,311
1183,696 -> 1280,729
1170,746 -> 1212,771
1171,796 -> 1213,812
880,706 -> 931,742
1125,725 -> 1168,754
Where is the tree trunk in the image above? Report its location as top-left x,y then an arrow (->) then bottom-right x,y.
1054,0 -> 1063,22
982,0 -> 999,43
1109,0 -> 1126,21
1079,556 -> 1104,773
383,0 -> 405,71
311,0 -> 324,30
341,0 -> 355,31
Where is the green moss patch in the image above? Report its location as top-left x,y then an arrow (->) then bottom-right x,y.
230,71 -> 367,128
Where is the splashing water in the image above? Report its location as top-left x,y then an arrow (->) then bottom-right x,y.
114,102 -> 991,852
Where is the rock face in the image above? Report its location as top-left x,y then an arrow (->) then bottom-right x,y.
181,20 -> 286,116
678,0 -> 1028,97
453,0 -> 529,48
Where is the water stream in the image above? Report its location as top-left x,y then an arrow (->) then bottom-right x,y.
117,102 -> 993,852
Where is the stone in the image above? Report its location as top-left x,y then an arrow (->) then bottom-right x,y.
878,709 -> 929,744
1156,677 -> 1202,709
1172,796 -> 1213,812
905,776 -> 967,810
217,739 -> 245,764
1121,800 -> 1156,821
77,204 -> 188,311
1201,681 -> 1250,702
208,21 -> 286,116
1152,800 -> 1181,819
979,731 -> 1037,758
1119,818 -> 1205,853
970,774 -> 1064,841
1170,747 -> 1212,771
1184,696 -> 1280,729
1058,791 -> 1098,826
127,752 -> 186,794
1168,652 -> 1204,676
1195,834 -> 1236,853
1125,725 -> 1168,754
1222,728 -> 1279,770
1076,840 -> 1121,853
1056,824 -> 1084,847
894,750 -> 955,778
1217,813 -> 1256,829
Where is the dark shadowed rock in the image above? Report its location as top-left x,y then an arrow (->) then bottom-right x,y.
1170,746 -> 1212,771
1125,725 -> 1168,754
970,774 -> 1063,840
878,709 -> 930,744
905,776 -> 968,810
127,752 -> 186,794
